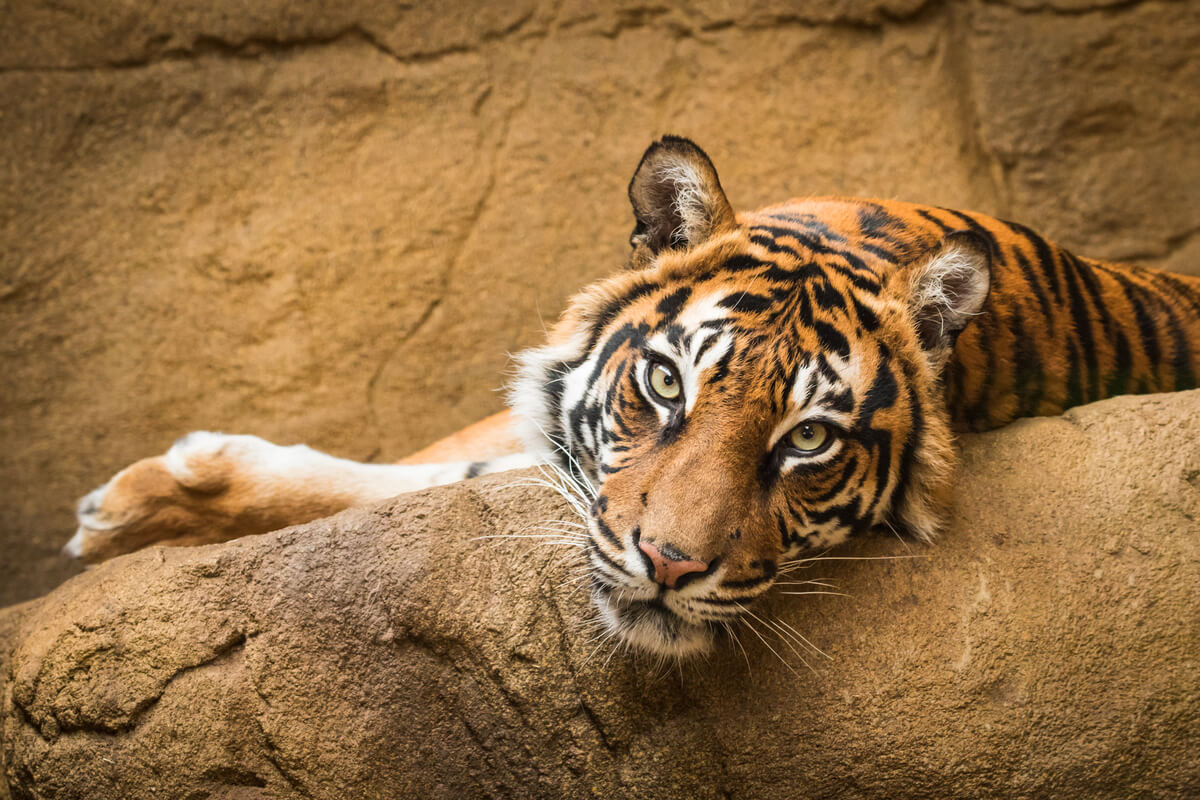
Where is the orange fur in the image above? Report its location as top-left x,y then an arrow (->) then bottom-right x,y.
397,411 -> 522,465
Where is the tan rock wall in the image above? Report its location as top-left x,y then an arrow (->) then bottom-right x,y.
1,391 -> 1198,798
2,0 -> 1198,605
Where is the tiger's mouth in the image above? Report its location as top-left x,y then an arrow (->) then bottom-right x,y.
591,581 -> 716,659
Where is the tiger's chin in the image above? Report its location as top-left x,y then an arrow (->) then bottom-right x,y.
592,584 -> 715,659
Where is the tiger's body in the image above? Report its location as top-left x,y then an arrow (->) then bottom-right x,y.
66,137 -> 1200,658
907,203 -> 1198,431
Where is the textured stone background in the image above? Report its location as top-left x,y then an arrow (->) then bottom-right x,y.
2,0 -> 1198,605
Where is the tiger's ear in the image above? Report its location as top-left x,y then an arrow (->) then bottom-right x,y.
905,230 -> 992,365
627,136 -> 737,268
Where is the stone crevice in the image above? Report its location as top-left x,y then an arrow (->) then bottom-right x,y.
979,0 -> 1151,17
18,629 -> 248,740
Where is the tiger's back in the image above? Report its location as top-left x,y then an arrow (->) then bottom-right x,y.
742,197 -> 1200,432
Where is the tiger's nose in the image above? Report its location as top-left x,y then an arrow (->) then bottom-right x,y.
638,540 -> 709,589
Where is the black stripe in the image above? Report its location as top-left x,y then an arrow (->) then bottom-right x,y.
719,292 -> 774,314
827,260 -> 882,294
1065,340 -> 1084,410
814,353 -> 841,387
1140,281 -> 1197,390
750,224 -> 841,256
915,208 -> 954,234
812,456 -> 858,503
852,297 -> 881,332
720,575 -> 773,591
777,513 -> 792,550
1105,331 -> 1134,398
811,280 -> 848,312
962,304 -> 999,425
1067,253 -> 1117,336
1057,247 -> 1100,403
764,213 -> 848,243
860,358 -> 899,417
939,208 -> 1002,259
587,539 -> 626,577
859,357 -> 899,513
813,320 -> 851,360
585,281 -> 659,356
750,234 -> 802,261
708,346 -> 735,385
859,242 -> 901,263
1147,270 -> 1200,318
887,386 -> 922,523
1106,271 -> 1163,371
655,286 -> 692,323
796,288 -> 814,327
807,497 -> 869,535
1067,253 -> 1124,396
693,330 -> 724,364
1010,245 -> 1055,331
857,205 -> 898,239
593,517 -> 622,549
1009,306 -> 1044,417
826,388 -> 854,414
1000,219 -> 1064,304
723,254 -> 768,272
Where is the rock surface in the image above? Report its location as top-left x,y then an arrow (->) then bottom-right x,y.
2,0 -> 1199,606
1,390 -> 1198,799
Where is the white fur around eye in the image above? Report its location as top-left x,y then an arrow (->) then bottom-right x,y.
779,436 -> 843,472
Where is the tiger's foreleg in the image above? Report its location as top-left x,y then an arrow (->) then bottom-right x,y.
66,413 -> 536,563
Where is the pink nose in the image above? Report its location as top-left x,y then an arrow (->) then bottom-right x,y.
638,540 -> 709,589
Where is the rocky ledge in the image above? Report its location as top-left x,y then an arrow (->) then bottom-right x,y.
2,390 -> 1198,798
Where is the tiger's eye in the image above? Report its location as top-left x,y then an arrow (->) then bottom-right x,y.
649,363 -> 681,400
788,422 -> 830,452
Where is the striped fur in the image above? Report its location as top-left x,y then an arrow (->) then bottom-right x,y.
512,136 -> 1200,657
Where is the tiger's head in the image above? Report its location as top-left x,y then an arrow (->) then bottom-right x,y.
512,137 -> 991,658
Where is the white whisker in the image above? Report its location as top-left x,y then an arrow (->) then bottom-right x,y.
737,612 -> 804,680
723,621 -> 752,676
740,604 -> 816,674
771,616 -> 832,661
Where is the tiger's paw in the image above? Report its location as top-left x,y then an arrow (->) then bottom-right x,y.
65,432 -> 282,563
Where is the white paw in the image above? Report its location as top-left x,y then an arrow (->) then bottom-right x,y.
66,431 -> 267,563
163,431 -> 271,493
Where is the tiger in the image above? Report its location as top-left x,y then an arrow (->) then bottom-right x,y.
64,136 -> 1200,658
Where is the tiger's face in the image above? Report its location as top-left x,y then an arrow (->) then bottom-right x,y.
512,137 -> 990,658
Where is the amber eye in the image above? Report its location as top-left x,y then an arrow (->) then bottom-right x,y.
787,422 -> 831,453
648,362 -> 682,401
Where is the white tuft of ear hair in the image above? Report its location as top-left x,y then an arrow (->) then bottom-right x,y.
655,160 -> 716,248
908,232 -> 991,357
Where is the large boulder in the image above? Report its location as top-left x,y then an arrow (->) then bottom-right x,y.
4,0 -> 1199,606
2,390 -> 1198,798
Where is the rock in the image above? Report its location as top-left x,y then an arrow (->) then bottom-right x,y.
2,390 -> 1198,798
2,0 -> 1198,610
